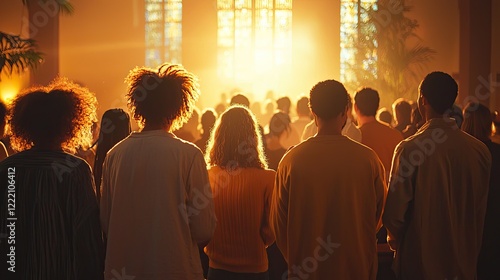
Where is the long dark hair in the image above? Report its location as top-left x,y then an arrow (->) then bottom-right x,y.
93,108 -> 131,200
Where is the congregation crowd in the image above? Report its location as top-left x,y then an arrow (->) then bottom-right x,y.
0,63 -> 499,280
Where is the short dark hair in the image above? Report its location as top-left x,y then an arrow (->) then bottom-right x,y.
268,111 -> 291,137
296,96 -> 310,116
354,87 -> 380,117
276,96 -> 291,113
392,98 -> 412,124
309,80 -> 349,120
419,71 -> 458,115
9,77 -> 97,153
200,108 -> 217,135
126,63 -> 200,130
230,93 -> 250,107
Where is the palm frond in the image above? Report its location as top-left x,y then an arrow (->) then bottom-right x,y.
0,32 -> 43,79
22,0 -> 74,15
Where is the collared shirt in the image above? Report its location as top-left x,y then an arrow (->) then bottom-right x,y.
383,118 -> 492,280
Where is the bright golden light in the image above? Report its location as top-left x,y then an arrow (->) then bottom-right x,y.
0,74 -> 25,104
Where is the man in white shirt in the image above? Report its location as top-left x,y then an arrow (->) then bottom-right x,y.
100,64 -> 216,280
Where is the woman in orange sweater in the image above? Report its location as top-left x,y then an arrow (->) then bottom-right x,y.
204,105 -> 276,280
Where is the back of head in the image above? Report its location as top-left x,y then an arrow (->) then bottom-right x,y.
206,105 -> 267,169
419,71 -> 458,115
276,96 -> 291,114
200,108 -> 217,134
96,108 -> 131,156
392,98 -> 412,124
230,93 -> 250,108
296,96 -> 310,117
126,63 -> 199,130
9,77 -> 97,153
309,80 -> 349,120
268,111 -> 291,138
462,102 -> 492,142
354,87 -> 380,117
377,108 -> 393,126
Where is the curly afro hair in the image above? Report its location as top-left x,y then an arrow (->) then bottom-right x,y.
125,63 -> 200,130
8,77 -> 97,153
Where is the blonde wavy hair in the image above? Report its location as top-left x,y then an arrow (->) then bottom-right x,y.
8,77 -> 97,153
205,105 -> 268,169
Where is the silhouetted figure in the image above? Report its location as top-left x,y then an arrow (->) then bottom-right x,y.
230,93 -> 250,108
264,112 -> 290,171
290,96 -> 312,144
204,105 -> 274,280
401,105 -> 424,138
271,80 -> 386,280
276,96 -> 291,115
377,107 -> 393,127
93,108 -> 131,202
383,72 -> 491,280
462,102 -> 500,280
354,87 -> 403,181
392,98 -> 412,133
100,64 -> 216,280
0,78 -> 104,280
174,107 -> 200,143
195,108 -> 217,154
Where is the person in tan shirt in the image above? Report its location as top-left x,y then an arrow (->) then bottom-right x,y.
354,88 -> 403,181
271,79 -> 387,280
383,72 -> 492,280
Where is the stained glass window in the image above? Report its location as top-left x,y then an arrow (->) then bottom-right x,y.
145,0 -> 182,67
217,0 -> 292,90
340,0 -> 377,83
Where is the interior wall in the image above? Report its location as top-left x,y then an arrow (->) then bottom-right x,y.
407,0 -> 460,102
59,0 -> 145,118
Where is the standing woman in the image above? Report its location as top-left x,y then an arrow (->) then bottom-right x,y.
93,108 -> 131,201
0,78 -> 104,279
462,102 -> 500,280
205,105 -> 275,280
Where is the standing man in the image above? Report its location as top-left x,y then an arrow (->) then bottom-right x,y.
383,71 -> 491,279
354,87 -> 403,185
100,64 -> 216,280
271,79 -> 386,279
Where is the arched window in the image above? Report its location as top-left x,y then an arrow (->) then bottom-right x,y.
145,0 -> 182,67
217,0 -> 292,92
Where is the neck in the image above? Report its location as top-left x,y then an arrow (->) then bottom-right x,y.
356,115 -> 376,127
316,118 -> 343,136
142,123 -> 170,132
